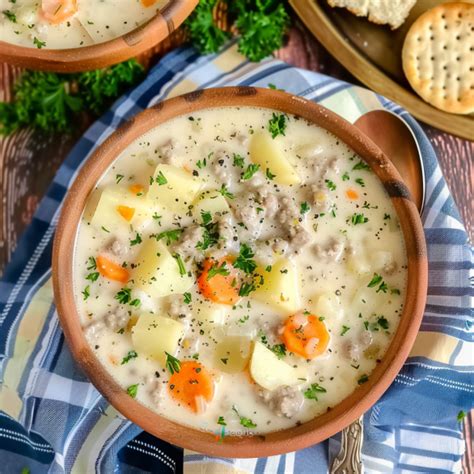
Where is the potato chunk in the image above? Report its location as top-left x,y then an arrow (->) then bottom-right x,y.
215,336 -> 252,374
132,314 -> 184,366
249,132 -> 300,185
90,186 -> 151,232
193,190 -> 230,221
131,239 -> 193,298
147,164 -> 203,213
250,341 -> 300,390
310,293 -> 344,320
252,259 -> 300,315
194,300 -> 226,326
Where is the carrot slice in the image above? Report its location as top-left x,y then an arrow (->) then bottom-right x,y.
116,205 -> 135,222
197,257 -> 240,305
345,188 -> 359,200
141,0 -> 157,6
282,314 -> 330,359
96,255 -> 129,283
168,361 -> 214,413
129,184 -> 144,195
41,0 -> 77,24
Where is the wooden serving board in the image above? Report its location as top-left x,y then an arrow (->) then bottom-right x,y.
289,0 -> 474,140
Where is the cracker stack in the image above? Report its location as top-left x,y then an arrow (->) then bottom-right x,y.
402,2 -> 474,115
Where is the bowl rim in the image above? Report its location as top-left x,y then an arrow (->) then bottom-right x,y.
52,86 -> 428,458
0,0 -> 198,72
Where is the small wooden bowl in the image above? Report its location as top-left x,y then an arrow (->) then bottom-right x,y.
52,87 -> 428,457
0,0 -> 198,73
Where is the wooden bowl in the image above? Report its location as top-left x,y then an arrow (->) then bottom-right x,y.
52,87 -> 428,457
0,0 -> 198,73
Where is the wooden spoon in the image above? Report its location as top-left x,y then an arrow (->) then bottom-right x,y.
354,109 -> 425,212
330,109 -> 425,474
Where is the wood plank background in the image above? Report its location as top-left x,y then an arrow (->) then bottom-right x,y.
0,14 -> 471,472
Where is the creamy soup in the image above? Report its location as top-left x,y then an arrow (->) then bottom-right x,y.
0,0 -> 168,49
73,106 -> 407,436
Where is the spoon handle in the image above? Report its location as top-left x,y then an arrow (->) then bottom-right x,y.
330,416 -> 364,474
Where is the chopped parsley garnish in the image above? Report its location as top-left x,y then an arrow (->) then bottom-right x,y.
82,285 -> 90,300
233,154 -> 245,168
300,201 -> 310,214
355,178 -> 365,187
238,315 -> 250,324
3,10 -> 16,22
155,171 -> 168,185
201,210 -> 212,225
101,225 -> 110,233
391,288 -> 401,295
266,168 -> 276,180
154,228 -> 183,245
207,261 -> 230,280
268,112 -> 286,138
303,383 -> 327,400
217,416 -> 227,426
232,406 -> 256,428
271,343 -> 286,359
241,163 -> 260,180
130,232 -> 142,246
165,352 -> 181,375
342,171 -> 350,181
325,179 -> 336,191
358,374 -> 369,385
173,253 -> 186,276
130,298 -> 141,307
152,212 -> 161,223
121,350 -> 138,365
33,37 -> 46,49
219,184 -> 234,199
368,273 -> 383,288
457,410 -> 467,422
86,271 -> 99,282
127,384 -> 138,398
115,287 -> 132,304
352,160 -> 371,171
87,256 -> 97,271
351,213 -> 369,225
196,157 -> 207,169
239,282 -> 256,297
233,243 -> 257,274
183,292 -> 192,304
377,316 -> 389,330
384,213 -> 391,220
340,325 -> 351,336
115,174 -> 124,183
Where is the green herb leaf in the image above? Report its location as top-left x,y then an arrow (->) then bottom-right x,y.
165,352 -> 181,375
155,171 -> 168,185
358,374 -> 369,385
86,271 -> 99,282
238,282 -> 256,297
127,383 -> 139,398
267,112 -> 286,138
325,179 -> 336,191
219,184 -> 235,199
300,201 -> 310,214
217,416 -> 227,426
154,229 -> 183,245
368,273 -> 383,288
271,343 -> 286,359
340,325 -> 351,336
342,171 -> 350,181
266,168 -> 276,180
233,243 -> 257,274
350,213 -> 369,225
233,153 -> 245,168
3,10 -> 16,22
303,383 -> 327,400
352,160 -> 371,171
87,257 -> 97,271
207,261 -> 230,280
115,287 -> 132,304
183,292 -> 192,304
241,163 -> 260,181
457,410 -> 466,422
355,178 -> 365,187
173,253 -> 187,276
121,350 -> 138,365
82,285 -> 90,301
232,405 -> 256,428
130,232 -> 142,246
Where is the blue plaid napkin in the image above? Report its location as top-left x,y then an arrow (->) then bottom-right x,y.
0,43 -> 472,474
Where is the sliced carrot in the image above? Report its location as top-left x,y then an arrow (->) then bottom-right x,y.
96,255 -> 129,284
141,0 -> 157,6
345,188 -> 359,200
41,0 -> 77,24
197,257 -> 240,305
168,361 -> 214,413
116,205 -> 135,222
282,314 -> 330,359
129,184 -> 144,195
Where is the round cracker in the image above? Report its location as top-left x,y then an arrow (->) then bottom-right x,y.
402,2 -> 474,115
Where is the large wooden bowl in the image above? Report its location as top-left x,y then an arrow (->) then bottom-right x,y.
52,87 -> 428,457
0,0 -> 198,72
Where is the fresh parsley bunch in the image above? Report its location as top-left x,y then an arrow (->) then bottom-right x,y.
0,60 -> 144,136
185,0 -> 290,62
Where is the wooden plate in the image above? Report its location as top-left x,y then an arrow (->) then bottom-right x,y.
289,0 -> 474,140
0,0 -> 198,73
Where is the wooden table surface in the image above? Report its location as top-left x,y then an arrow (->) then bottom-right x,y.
0,14 -> 472,471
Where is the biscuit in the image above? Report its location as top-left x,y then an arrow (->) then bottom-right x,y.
402,2 -> 474,115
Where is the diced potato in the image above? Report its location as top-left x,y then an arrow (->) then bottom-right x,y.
90,186 -> 151,232
310,292 -> 344,320
132,314 -> 184,366
252,259 -> 300,315
215,336 -> 252,374
249,132 -> 300,185
347,250 -> 371,276
131,239 -> 193,298
147,164 -> 203,213
193,190 -> 230,222
194,300 -> 226,326
250,342 -> 300,390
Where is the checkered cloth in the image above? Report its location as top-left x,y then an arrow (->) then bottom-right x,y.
1,42 -> 472,474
